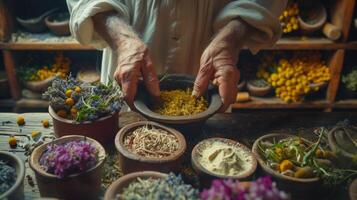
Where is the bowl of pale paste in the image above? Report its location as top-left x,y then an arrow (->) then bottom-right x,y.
191,137 -> 257,187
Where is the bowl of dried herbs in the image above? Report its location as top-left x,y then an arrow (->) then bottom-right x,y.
29,135 -> 106,199
43,75 -> 124,144
0,151 -> 25,200
115,121 -> 187,174
134,74 -> 222,126
104,171 -> 199,200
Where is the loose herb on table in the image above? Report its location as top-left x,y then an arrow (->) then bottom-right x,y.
0,160 -> 17,195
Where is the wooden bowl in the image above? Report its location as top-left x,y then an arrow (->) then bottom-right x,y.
191,137 -> 257,188
252,133 -> 321,199
104,171 -> 167,200
24,76 -> 56,93
134,74 -> 222,126
350,178 -> 357,200
45,12 -> 70,36
247,79 -> 272,97
115,121 -> 187,174
29,135 -> 106,199
0,152 -> 25,200
48,106 -> 119,145
298,2 -> 327,33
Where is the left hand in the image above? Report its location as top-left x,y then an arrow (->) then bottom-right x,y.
193,20 -> 246,112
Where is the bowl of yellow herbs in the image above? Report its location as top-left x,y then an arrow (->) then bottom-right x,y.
134,74 -> 222,125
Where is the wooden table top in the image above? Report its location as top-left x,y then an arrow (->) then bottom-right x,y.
0,111 -> 356,199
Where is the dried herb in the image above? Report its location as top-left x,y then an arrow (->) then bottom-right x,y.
117,173 -> 199,200
101,153 -> 122,189
39,140 -> 99,178
153,88 -> 207,116
342,69 -> 357,91
0,160 -> 16,195
124,125 -> 179,158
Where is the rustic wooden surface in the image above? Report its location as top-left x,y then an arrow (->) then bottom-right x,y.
0,111 -> 356,199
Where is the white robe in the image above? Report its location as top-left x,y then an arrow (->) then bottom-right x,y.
67,0 -> 287,83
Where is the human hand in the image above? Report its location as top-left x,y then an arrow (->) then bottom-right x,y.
193,20 -> 246,112
114,38 -> 160,108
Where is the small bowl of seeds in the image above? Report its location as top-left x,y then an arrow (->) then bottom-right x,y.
115,121 -> 187,174
134,74 -> 222,126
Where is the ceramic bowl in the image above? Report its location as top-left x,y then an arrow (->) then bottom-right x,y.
191,137 -> 257,188
104,171 -> 167,200
48,106 -> 119,145
23,76 -> 56,93
16,8 -> 58,33
115,121 -> 187,174
29,135 -> 106,199
298,2 -> 327,33
247,79 -> 272,97
76,69 -> 100,83
252,133 -> 321,199
134,74 -> 222,126
0,152 -> 25,200
45,12 -> 70,36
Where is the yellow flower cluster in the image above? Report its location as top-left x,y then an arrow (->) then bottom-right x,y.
153,88 -> 208,116
29,52 -> 70,81
257,52 -> 331,103
279,3 -> 299,34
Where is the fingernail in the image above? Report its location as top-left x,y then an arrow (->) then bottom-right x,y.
192,90 -> 198,97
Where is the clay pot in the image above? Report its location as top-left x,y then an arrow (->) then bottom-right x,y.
298,1 -> 327,33
104,171 -> 167,200
48,106 -> 119,145
134,74 -> 222,126
247,79 -> 272,97
23,76 -> 55,93
0,152 -> 25,200
191,137 -> 257,188
45,12 -> 70,36
115,121 -> 187,174
29,135 -> 106,199
16,8 -> 59,33
350,178 -> 357,200
252,134 -> 321,199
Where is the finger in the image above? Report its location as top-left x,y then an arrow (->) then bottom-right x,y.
193,50 -> 215,97
216,67 -> 239,112
118,63 -> 142,109
141,53 -> 160,98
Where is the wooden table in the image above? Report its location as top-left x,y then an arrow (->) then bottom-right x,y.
0,111 -> 356,200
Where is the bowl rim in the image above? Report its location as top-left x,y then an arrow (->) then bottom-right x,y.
115,121 -> 187,162
0,152 -> 25,199
191,137 -> 257,179
298,2 -> 327,29
252,133 -> 320,183
104,171 -> 167,200
247,79 -> 272,91
133,74 -> 222,124
45,12 -> 70,26
48,106 -> 118,125
29,135 -> 106,179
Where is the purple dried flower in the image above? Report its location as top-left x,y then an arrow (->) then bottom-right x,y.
39,140 -> 98,178
200,177 -> 290,200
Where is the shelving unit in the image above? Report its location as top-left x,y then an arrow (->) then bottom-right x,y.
0,0 -> 356,111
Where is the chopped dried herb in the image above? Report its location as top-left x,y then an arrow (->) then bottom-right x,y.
0,160 -> 16,195
124,125 -> 179,158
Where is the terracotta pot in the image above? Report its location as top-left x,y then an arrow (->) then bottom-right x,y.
252,133 -> 321,199
115,121 -> 187,174
29,135 -> 106,199
104,171 -> 167,200
48,106 -> 119,145
134,74 -> 222,126
350,178 -> 357,200
45,12 -> 70,36
23,76 -> 55,93
247,79 -> 272,97
191,137 -> 257,188
0,152 -> 25,200
298,1 -> 327,33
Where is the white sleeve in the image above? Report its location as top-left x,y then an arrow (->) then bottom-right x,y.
214,0 -> 287,54
66,0 -> 130,49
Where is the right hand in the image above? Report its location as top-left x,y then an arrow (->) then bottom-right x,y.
114,38 -> 160,108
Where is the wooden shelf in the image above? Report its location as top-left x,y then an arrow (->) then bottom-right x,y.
232,97 -> 329,109
333,99 -> 357,108
268,37 -> 344,50
0,41 -> 95,50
